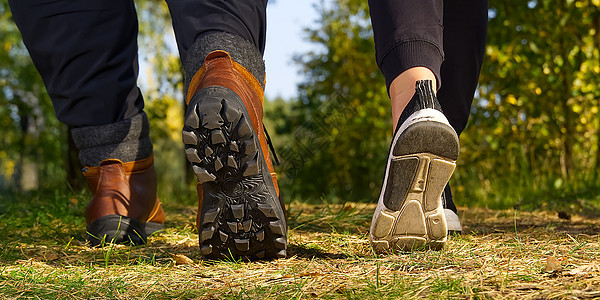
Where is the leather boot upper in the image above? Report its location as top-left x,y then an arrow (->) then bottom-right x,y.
82,154 -> 165,226
187,50 -> 280,196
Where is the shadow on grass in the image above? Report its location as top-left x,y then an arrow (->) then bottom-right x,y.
288,243 -> 361,260
459,208 -> 600,236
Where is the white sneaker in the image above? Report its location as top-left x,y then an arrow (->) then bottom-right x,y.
370,80 -> 459,252
445,209 -> 463,233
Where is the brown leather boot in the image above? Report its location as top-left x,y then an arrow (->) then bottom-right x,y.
182,50 -> 287,259
83,154 -> 165,246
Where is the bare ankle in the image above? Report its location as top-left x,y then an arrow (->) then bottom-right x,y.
389,67 -> 437,130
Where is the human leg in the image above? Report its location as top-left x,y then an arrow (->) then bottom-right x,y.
439,0 -> 488,234
368,0 -> 488,250
8,0 -> 164,246
166,0 -> 287,259
370,78 -> 458,252
389,67 -> 438,131
438,0 -> 488,136
369,0 -> 444,130
368,0 -> 457,252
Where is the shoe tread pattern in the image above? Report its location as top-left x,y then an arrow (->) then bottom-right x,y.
183,87 -> 287,260
372,119 -> 457,253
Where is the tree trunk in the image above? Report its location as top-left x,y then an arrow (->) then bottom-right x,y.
593,12 -> 600,178
557,0 -> 575,179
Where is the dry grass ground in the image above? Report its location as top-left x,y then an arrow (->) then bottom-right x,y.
0,196 -> 599,299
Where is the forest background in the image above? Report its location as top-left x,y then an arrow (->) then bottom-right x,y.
2,0 -> 600,215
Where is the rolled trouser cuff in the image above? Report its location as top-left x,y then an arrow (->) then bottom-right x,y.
183,31 -> 265,95
71,112 -> 153,167
379,40 -> 444,92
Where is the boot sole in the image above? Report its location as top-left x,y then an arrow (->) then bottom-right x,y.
86,215 -> 165,247
183,86 -> 287,260
370,109 -> 459,253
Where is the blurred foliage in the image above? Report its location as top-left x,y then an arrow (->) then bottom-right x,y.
2,0 -> 600,214
270,0 -> 600,213
457,0 -> 600,212
267,0 -> 390,203
0,1 -> 65,192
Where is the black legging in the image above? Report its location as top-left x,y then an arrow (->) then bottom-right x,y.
369,0 -> 488,211
369,0 -> 488,135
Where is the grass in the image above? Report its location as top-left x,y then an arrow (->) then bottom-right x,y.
0,191 -> 599,299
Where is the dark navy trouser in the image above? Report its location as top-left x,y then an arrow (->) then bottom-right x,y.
8,0 -> 267,127
9,0 -> 486,136
9,0 -> 487,209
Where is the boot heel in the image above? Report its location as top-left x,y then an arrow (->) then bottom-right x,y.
183,86 -> 287,259
86,215 -> 146,246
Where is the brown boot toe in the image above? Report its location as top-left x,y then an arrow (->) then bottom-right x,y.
83,155 -> 165,246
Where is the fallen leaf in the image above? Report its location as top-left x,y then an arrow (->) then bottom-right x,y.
342,203 -> 355,211
298,272 -> 323,278
563,264 -> 596,276
169,253 -> 194,265
45,253 -> 59,261
544,256 -> 562,273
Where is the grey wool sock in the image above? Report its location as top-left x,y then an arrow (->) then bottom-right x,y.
182,32 -> 265,95
71,112 -> 153,167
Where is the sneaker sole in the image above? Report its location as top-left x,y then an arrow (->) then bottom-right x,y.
183,86 -> 287,260
444,209 -> 463,235
370,109 -> 459,252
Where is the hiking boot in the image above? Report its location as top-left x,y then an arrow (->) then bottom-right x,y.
83,155 -> 165,246
370,80 -> 459,252
183,50 -> 287,259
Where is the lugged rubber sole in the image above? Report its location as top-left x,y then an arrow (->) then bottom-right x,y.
370,109 -> 458,253
86,215 -> 165,247
183,86 -> 287,260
